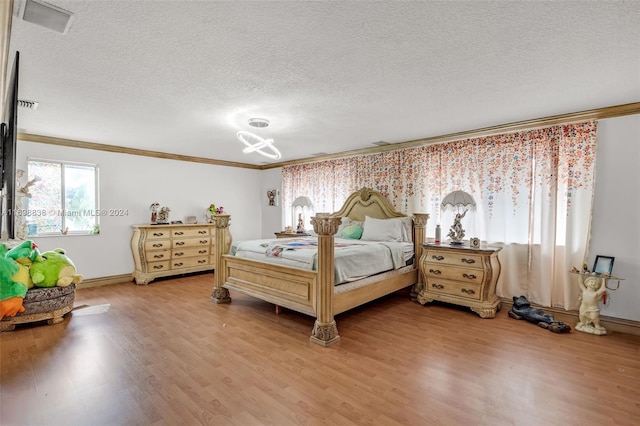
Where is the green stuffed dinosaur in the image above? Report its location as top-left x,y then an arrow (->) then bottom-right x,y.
0,244 -> 29,320
6,240 -> 42,290
30,248 -> 83,288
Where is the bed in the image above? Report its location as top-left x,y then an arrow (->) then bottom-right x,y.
210,188 -> 429,347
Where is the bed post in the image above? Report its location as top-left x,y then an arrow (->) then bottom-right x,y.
411,213 -> 429,301
210,214 -> 232,304
309,214 -> 342,347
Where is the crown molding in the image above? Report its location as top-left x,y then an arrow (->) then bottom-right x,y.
17,133 -> 263,170
17,102 -> 640,170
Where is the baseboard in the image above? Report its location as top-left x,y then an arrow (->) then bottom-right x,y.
500,297 -> 640,337
77,274 -> 132,289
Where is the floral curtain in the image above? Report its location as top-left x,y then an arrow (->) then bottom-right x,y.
282,121 -> 598,309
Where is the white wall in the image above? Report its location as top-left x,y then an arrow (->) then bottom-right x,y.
590,115 -> 640,321
259,167 -> 285,238
16,140 -> 263,279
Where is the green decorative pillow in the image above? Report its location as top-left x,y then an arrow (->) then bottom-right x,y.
341,224 -> 363,239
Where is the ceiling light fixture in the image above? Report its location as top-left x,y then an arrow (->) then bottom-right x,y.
248,118 -> 270,128
236,118 -> 281,160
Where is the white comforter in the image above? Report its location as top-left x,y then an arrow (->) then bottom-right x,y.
229,237 -> 414,284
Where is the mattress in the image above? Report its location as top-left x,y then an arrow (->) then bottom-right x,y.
229,237 -> 414,284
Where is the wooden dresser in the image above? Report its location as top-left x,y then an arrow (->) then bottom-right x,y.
416,243 -> 502,318
130,223 -> 231,285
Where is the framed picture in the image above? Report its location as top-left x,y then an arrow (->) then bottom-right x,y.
593,255 -> 614,275
470,237 -> 480,248
266,189 -> 279,206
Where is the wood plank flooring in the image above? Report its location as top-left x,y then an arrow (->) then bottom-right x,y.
1,273 -> 639,426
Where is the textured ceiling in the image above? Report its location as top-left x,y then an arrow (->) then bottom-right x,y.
8,0 -> 640,166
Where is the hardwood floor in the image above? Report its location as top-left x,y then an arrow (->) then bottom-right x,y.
1,273 -> 639,426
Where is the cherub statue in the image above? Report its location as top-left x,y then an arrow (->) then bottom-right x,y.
447,209 -> 467,242
576,275 -> 608,335
296,213 -> 305,233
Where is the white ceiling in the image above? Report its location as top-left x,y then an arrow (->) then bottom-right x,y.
8,0 -> 640,166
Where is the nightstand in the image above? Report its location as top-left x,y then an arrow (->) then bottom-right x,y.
416,243 -> 502,318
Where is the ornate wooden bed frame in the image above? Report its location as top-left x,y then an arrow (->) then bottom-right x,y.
210,188 -> 428,347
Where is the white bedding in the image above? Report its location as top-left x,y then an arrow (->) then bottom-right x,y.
229,237 -> 414,284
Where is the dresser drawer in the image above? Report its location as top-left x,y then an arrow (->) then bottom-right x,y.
171,256 -> 210,269
171,228 -> 210,238
424,263 -> 484,284
147,260 -> 170,272
172,238 -> 211,249
172,246 -> 210,258
144,240 -> 171,251
147,229 -> 171,239
425,250 -> 483,268
147,251 -> 170,262
426,278 -> 482,300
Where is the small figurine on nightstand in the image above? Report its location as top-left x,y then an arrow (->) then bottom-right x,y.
576,275 -> 608,335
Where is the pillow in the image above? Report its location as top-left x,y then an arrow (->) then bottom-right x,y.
341,224 -> 363,239
336,217 -> 363,237
399,216 -> 413,243
360,216 -> 404,242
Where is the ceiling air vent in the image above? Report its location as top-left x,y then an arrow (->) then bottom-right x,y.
18,99 -> 39,110
20,0 -> 75,34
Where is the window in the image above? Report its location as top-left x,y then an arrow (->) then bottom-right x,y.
27,159 -> 99,235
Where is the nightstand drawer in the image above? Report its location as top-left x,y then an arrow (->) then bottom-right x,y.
425,250 -> 483,268
426,279 -> 482,300
424,263 -> 484,284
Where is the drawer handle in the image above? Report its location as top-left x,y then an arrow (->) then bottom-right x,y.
431,283 -> 444,289
200,240 -> 208,244
176,242 -> 185,246
175,231 -> 184,236
198,260 -> 206,264
461,258 -> 476,264
429,269 -> 441,275
432,255 -> 444,261
463,273 -> 477,280
175,252 -> 184,257
461,288 -> 476,295
174,262 -> 183,267
153,254 -> 164,259
199,250 -> 207,254
153,232 -> 164,237
198,230 -> 207,234
152,243 -> 164,248
153,265 -> 164,270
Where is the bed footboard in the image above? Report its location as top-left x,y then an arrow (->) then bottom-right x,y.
222,255 -> 317,316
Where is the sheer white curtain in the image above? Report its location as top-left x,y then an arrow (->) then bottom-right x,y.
282,121 -> 598,309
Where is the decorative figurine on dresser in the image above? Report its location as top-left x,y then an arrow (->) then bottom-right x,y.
415,242 -> 502,318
